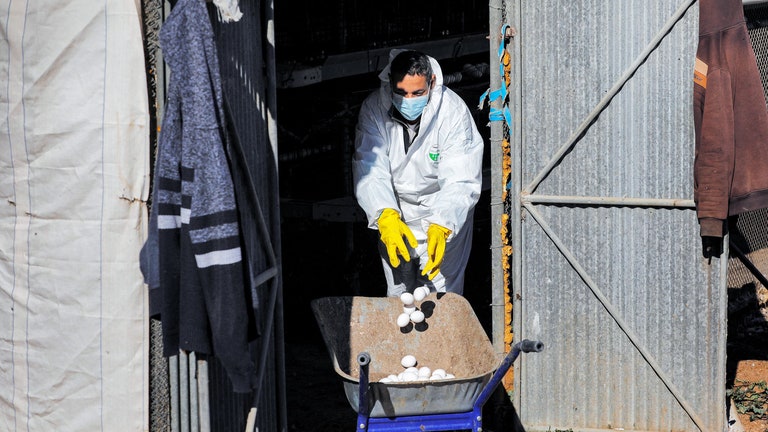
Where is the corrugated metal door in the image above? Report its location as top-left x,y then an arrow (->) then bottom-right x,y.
509,1 -> 728,430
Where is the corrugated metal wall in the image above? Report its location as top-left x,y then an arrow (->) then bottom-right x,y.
208,0 -> 286,430
507,1 -> 728,430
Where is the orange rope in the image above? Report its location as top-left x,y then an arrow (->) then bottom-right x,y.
499,46 -> 515,392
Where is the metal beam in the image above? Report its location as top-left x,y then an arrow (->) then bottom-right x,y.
277,33 -> 490,88
522,193 -> 695,208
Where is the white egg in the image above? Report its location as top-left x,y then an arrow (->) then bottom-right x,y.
418,366 -> 431,377
388,374 -> 399,381
413,286 -> 428,301
401,371 -> 418,382
420,286 -> 431,299
379,377 -> 392,383
410,310 -> 425,323
404,366 -> 418,374
396,313 -> 411,327
432,368 -> 446,378
403,305 -> 416,315
400,292 -> 415,306
401,355 -> 417,368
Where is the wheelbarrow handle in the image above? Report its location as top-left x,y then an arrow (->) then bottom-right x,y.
473,339 -> 544,411
520,339 -> 544,353
358,352 -> 371,367
357,351 -> 372,430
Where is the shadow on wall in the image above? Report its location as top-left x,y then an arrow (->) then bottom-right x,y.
726,208 -> 768,388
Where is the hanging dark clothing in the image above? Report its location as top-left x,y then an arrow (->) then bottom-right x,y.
693,0 -> 768,238
142,0 -> 255,393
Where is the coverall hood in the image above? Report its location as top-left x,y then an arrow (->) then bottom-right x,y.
376,49 -> 445,126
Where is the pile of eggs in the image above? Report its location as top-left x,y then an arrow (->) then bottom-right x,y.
378,355 -> 455,383
395,287 -> 430,327
382,287 -> 458,383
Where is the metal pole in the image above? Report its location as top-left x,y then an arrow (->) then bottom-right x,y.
522,194 -> 695,209
263,1 -> 288,429
196,356 -> 211,432
506,0 -> 524,412
489,0 -> 506,357
188,352 -> 199,432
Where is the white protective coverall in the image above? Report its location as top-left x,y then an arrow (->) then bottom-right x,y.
353,51 -> 484,296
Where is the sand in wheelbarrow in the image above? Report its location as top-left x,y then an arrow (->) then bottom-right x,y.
311,292 -> 502,418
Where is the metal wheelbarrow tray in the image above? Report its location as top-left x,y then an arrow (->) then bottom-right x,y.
311,292 -> 543,431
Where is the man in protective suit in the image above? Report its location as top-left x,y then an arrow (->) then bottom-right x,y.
353,49 -> 484,297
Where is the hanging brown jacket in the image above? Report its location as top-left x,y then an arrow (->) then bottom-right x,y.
693,0 -> 768,238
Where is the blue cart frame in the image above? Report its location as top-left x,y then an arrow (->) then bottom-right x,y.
354,339 -> 544,432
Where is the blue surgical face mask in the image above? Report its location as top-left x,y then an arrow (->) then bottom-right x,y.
392,93 -> 429,121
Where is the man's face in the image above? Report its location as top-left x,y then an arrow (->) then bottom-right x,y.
393,74 -> 433,98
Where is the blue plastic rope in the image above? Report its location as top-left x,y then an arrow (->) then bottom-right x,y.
479,24 -> 513,130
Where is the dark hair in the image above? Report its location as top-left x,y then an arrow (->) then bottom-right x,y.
389,50 -> 433,85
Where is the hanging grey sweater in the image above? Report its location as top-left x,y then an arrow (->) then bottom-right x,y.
142,0 -> 255,393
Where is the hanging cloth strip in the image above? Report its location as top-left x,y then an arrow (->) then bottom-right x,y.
212,0 -> 242,22
479,24 -> 513,130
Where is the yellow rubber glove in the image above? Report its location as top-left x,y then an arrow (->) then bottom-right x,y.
421,223 -> 452,280
377,209 -> 417,268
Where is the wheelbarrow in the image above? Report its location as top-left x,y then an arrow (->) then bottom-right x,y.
311,292 -> 543,431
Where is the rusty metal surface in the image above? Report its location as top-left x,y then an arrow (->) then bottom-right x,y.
311,293 -> 501,417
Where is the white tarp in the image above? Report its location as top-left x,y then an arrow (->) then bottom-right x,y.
0,1 -> 149,430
